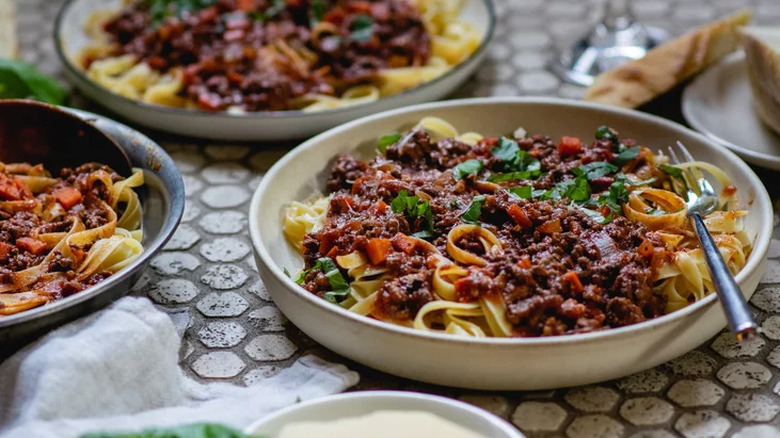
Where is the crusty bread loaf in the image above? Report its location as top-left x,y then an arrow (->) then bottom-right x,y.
740,27 -> 780,135
584,10 -> 752,108
0,0 -> 17,59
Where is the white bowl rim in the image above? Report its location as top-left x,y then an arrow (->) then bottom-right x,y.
53,0 -> 496,120
243,390 -> 524,438
249,96 -> 773,347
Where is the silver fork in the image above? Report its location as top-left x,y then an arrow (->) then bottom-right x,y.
667,142 -> 758,341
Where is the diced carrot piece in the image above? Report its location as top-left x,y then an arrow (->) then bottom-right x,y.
53,187 -> 83,209
558,136 -> 582,156
326,246 -> 338,259
637,239 -> 654,258
564,271 -> 584,292
0,242 -> 13,258
17,237 -> 46,255
507,204 -> 532,229
347,1 -> 372,13
391,233 -> 417,255
517,256 -> 531,269
323,8 -> 346,24
375,200 -> 388,214
365,238 -> 392,265
538,219 -> 562,234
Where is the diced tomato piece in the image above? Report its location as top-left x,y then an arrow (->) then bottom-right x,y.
507,204 -> 532,229
558,136 -> 582,156
538,219 -> 562,234
0,174 -> 21,200
17,237 -> 46,256
0,242 -> 13,258
236,0 -> 255,11
323,8 -> 346,24
391,233 -> 417,255
53,187 -> 83,209
517,256 -> 531,269
637,239 -> 654,258
365,238 -> 392,265
564,271 -> 584,292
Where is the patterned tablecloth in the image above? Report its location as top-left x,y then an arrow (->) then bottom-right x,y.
15,0 -> 780,437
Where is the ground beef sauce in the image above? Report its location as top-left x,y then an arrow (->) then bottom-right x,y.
99,0 -> 430,111
300,126 -> 672,337
0,163 -> 122,301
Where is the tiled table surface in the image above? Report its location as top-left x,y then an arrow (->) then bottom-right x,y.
15,0 -> 780,437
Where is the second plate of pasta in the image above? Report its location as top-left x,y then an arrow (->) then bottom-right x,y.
249,98 -> 772,390
55,0 -> 494,140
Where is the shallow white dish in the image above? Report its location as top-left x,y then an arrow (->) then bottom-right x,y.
683,51 -> 780,170
248,97 -> 773,390
244,391 -> 523,438
54,0 -> 495,141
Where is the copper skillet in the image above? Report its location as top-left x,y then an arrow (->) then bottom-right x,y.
0,99 -> 184,354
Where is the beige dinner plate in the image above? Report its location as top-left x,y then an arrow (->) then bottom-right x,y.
683,51 -> 780,170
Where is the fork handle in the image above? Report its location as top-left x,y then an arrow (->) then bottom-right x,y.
690,212 -> 758,340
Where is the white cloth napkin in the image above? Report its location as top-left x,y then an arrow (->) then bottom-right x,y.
0,296 -> 359,438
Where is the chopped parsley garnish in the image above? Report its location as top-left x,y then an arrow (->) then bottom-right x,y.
377,133 -> 401,154
659,163 -> 684,178
595,125 -> 618,141
349,14 -> 374,42
295,257 -> 350,303
506,185 -> 532,199
487,138 -> 541,182
572,161 -> 618,180
462,195 -> 486,224
453,159 -> 484,181
613,146 -> 642,166
391,190 -> 434,235
598,181 -> 630,214
283,267 -> 291,278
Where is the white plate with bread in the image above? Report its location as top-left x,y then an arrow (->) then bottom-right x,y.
683,28 -> 780,171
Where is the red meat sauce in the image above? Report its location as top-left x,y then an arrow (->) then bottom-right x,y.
0,163 -> 123,301
298,129 -> 675,337
97,0 -> 430,111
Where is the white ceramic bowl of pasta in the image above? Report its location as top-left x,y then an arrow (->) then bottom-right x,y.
244,391 -> 524,438
54,0 -> 495,141
248,97 -> 773,390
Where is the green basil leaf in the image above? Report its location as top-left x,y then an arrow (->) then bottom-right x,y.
377,133 -> 401,154
461,195 -> 486,224
79,422 -> 254,438
390,190 -> 414,214
318,257 -> 349,292
487,170 -> 533,182
532,188 -> 548,199
0,59 -> 67,104
490,137 -> 520,162
595,125 -> 617,141
566,176 -> 591,202
390,190 -> 433,233
659,163 -> 683,178
349,14 -> 374,42
575,161 -> 618,180
453,159 -> 483,181
506,186 -> 532,199
412,230 -> 433,239
613,146 -> 641,166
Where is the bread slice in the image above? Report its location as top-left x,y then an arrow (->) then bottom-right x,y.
0,0 -> 17,59
584,10 -> 752,108
740,27 -> 780,135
